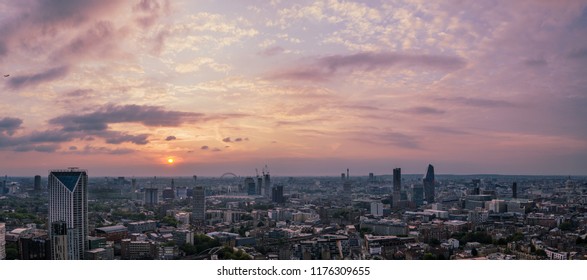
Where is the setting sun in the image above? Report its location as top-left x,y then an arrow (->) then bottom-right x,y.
167,158 -> 174,164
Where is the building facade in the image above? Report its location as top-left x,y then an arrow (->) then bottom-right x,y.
0,223 -> 5,260
48,168 -> 88,260
192,186 -> 206,225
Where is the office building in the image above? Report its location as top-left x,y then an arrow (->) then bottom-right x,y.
19,231 -> 50,260
272,185 -> 285,204
144,188 -> 159,205
264,172 -> 272,199
48,168 -> 88,260
34,175 -> 42,191
512,182 -> 518,199
245,177 -> 256,195
411,184 -> 424,206
370,202 -> 384,217
0,223 -> 5,260
393,168 -> 401,206
192,186 -> 206,225
423,164 -> 435,203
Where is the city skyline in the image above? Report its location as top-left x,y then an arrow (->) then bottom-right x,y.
1,1 -> 587,176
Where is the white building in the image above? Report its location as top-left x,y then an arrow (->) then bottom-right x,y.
370,202 -> 384,217
0,223 -> 6,260
48,168 -> 88,260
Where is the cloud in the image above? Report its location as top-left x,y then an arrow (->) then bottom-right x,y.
80,145 -> 135,155
201,145 -> 209,150
0,0 -> 125,59
212,147 -> 222,152
102,131 -> 150,145
165,135 -> 177,141
568,48 -> 587,59
65,89 -> 94,97
0,117 -> 23,136
268,52 -> 466,81
7,66 -> 70,89
13,144 -> 60,153
404,106 -> 446,115
524,58 -> 548,67
69,146 -> 78,151
49,104 -> 203,131
234,137 -> 242,142
436,97 -> 517,108
222,137 -> 232,142
258,46 -> 285,56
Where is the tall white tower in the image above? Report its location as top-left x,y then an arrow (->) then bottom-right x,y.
48,168 -> 88,260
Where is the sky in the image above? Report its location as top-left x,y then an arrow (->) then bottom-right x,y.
1,0 -> 587,177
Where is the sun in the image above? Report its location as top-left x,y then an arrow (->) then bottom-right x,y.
167,158 -> 174,164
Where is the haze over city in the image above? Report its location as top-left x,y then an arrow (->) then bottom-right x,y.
1,0 -> 587,176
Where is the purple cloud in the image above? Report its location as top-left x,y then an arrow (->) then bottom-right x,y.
165,135 -> 177,141
7,66 -> 70,89
0,117 -> 23,136
258,46 -> 285,56
269,52 -> 466,81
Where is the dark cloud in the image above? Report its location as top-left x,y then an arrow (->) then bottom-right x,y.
0,0 -> 124,59
165,135 -> 177,141
0,117 -> 23,136
258,46 -> 285,56
212,147 -> 222,152
524,58 -> 548,67
201,145 -> 209,150
50,104 -> 203,131
69,146 -> 78,150
133,0 -> 170,28
404,106 -> 446,115
269,52 -> 466,81
28,130 -> 75,143
222,137 -> 232,143
81,145 -> 135,155
568,48 -> 587,59
65,89 -> 94,97
13,144 -> 60,153
421,126 -> 471,135
350,130 -> 420,149
7,66 -> 70,89
102,131 -> 149,145
234,137 -> 242,142
436,97 -> 517,108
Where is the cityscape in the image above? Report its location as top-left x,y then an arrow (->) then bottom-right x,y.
1,166 -> 587,260
1,0 -> 587,263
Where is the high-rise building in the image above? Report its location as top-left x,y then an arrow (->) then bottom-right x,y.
512,182 -> 518,199
423,164 -> 435,203
369,173 -> 374,182
0,223 -> 6,260
263,173 -> 272,199
34,175 -> 42,191
48,168 -> 88,260
245,177 -> 256,195
144,188 -> 159,205
192,186 -> 206,225
341,173 -> 346,181
393,168 -> 401,206
255,176 -> 262,196
411,184 -> 424,206
272,185 -> 285,204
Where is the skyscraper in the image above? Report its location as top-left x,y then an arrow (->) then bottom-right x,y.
192,186 -> 206,225
393,168 -> 401,206
263,172 -> 271,199
272,185 -> 285,204
512,182 -> 518,199
34,175 -> 41,191
144,188 -> 159,205
0,222 -> 6,260
423,164 -> 435,203
48,168 -> 88,260
245,177 -> 256,195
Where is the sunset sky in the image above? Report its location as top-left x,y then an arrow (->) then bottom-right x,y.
1,0 -> 586,177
